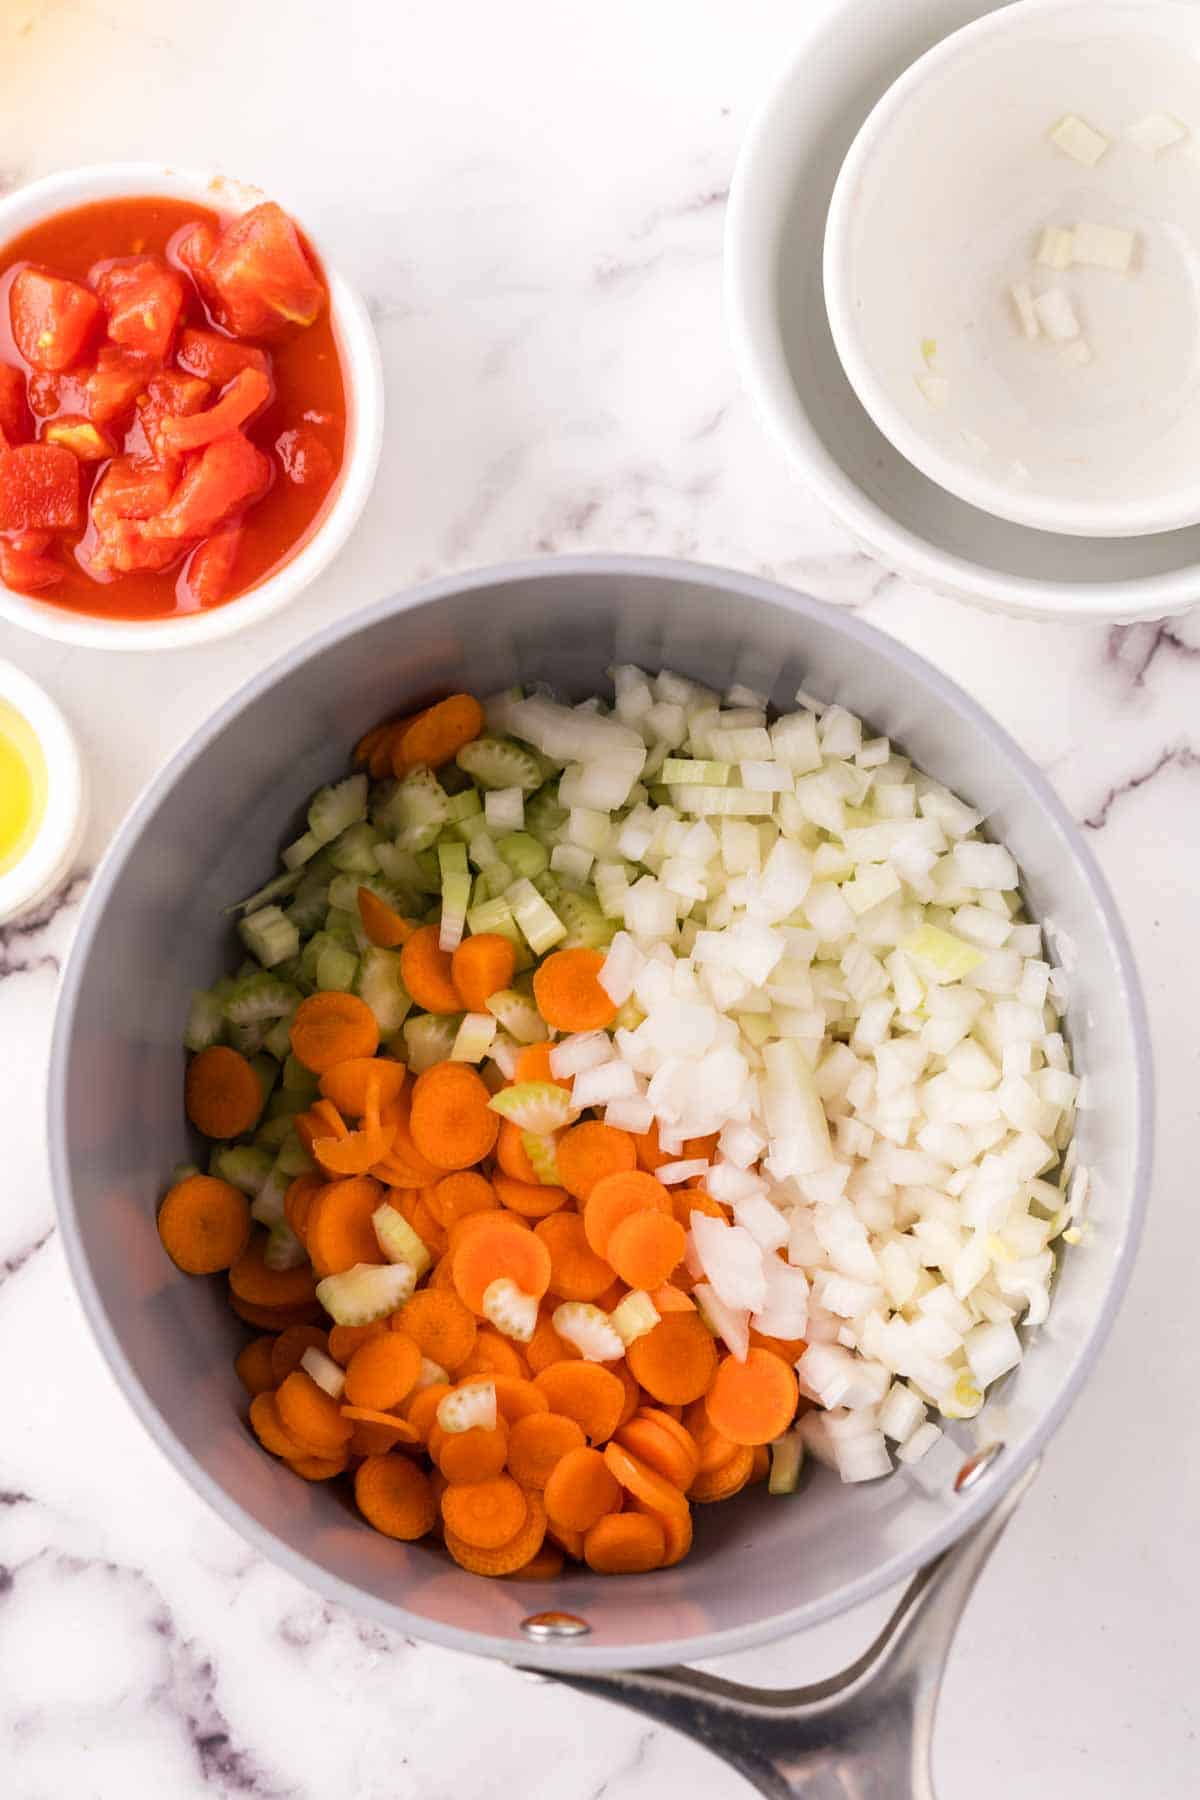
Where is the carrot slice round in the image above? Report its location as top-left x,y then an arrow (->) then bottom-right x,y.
633,1497 -> 693,1568
229,1232 -> 318,1310
606,1210 -> 687,1291
455,1328 -> 530,1381
304,1175 -> 384,1278
290,991 -> 380,1073
451,933 -> 516,1012
452,1212 -> 551,1316
327,1320 -> 388,1365
583,1169 -> 672,1259
395,1288 -> 478,1370
400,925 -> 464,1015
184,1045 -> 264,1139
583,1511 -> 665,1574
428,1170 -> 497,1228
615,1413 -> 700,1492
533,1362 -> 625,1445
276,1369 -> 354,1458
495,1119 -> 541,1185
525,1307 -> 582,1373
493,1171 -> 570,1219
357,886 -> 418,949
436,1423 -> 509,1484
409,1062 -> 499,1170
688,1443 -> 756,1503
626,1311 -> 717,1406
269,1324 -> 329,1384
505,1542 -> 565,1581
543,1446 -> 621,1532
354,1453 -> 437,1540
513,1042 -> 571,1089
234,1336 -> 277,1396
460,1372 -> 549,1422
404,1382 -> 452,1443
344,1332 -> 423,1411
249,1392 -> 310,1460
444,1491 -> 547,1577
704,1348 -> 799,1447
319,1057 -> 407,1117
341,1406 -> 420,1457
602,1440 -> 690,1518
393,694 -> 484,773
441,1473 -> 528,1549
158,1174 -> 250,1274
535,1213 -> 614,1303
283,1172 -> 323,1245
532,947 -> 617,1032
506,1411 -> 586,1489
555,1120 -> 637,1202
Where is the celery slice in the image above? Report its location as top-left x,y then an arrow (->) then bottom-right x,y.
315,941 -> 358,992
228,869 -> 303,915
282,829 -> 322,871
557,889 -> 615,950
521,1130 -> 561,1185
609,1289 -> 660,1346
768,1433 -> 805,1495
238,906 -> 299,970
308,773 -> 368,845
467,895 -> 524,953
210,1145 -> 273,1196
184,989 -> 225,1053
485,988 -> 548,1044
457,735 -> 543,792
275,1133 -> 314,1177
445,786 -> 484,824
489,1081 -> 578,1134
507,877 -> 566,954
263,1221 -> 307,1271
438,1381 -> 497,1432
262,1017 -> 293,1063
372,1204 -> 432,1277
451,1011 -> 498,1063
403,1012 -> 460,1072
375,768 -> 449,849
482,1277 -> 538,1342
357,947 -> 412,1033
496,832 -> 549,879
223,972 -> 301,1027
328,821 -> 380,874
317,1261 -> 416,1326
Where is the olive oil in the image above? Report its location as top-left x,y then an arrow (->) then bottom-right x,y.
0,696 -> 47,878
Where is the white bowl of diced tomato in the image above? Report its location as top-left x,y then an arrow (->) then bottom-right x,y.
0,164 -> 384,650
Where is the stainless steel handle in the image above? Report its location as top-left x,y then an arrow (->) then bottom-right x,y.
539,1460 -> 1038,1799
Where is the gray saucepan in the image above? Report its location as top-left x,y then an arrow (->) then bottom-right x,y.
48,556 -> 1151,1797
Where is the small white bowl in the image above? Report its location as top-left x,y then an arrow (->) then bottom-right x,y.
725,0 -> 1200,619
0,163 -> 384,651
0,659 -> 86,922
824,0 -> 1200,539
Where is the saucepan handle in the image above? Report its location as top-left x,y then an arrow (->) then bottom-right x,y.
537,1460 -> 1039,1800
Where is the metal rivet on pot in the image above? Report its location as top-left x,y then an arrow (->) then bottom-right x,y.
520,1611 -> 592,1642
954,1442 -> 1005,1493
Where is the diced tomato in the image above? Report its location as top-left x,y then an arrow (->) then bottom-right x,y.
181,525 -> 242,609
275,424 -> 336,489
174,221 -> 219,281
143,433 -> 271,540
92,255 -> 186,361
84,516 -> 184,576
135,371 -> 211,461
175,327 -> 270,387
157,366 -> 272,457
0,530 -> 61,592
0,443 -> 81,532
85,346 -> 154,425
205,203 -> 324,338
42,414 -> 118,463
85,455 -> 183,576
0,364 -> 30,446
10,267 -> 102,372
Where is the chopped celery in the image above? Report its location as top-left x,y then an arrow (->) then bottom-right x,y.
250,1161 -> 290,1226
521,1131 -> 561,1185
485,987 -> 548,1044
451,1011 -> 498,1063
445,786 -> 483,824
372,1204 -> 432,1277
438,840 -> 468,877
357,947 -> 412,1033
300,1346 -> 346,1399
524,783 -> 568,842
263,1221 -> 307,1271
170,1161 -> 201,1186
184,989 -> 225,1053
210,1144 -> 273,1195
594,861 -> 629,921
609,1289 -> 660,1346
223,972 -> 301,1027
375,768 -> 449,849
228,1019 -> 266,1056
438,840 -> 472,953
482,1277 -> 538,1343
322,906 -> 360,946
275,1132 -> 315,1177
404,1012 -> 460,1072
531,869 -> 562,904
413,847 -> 441,891
496,832 -> 548,879
456,735 -> 543,792
309,773 -> 368,845
287,879 -> 331,935
238,905 -> 299,969
485,788 -> 525,832
316,941 -> 358,992
262,1016 -> 293,1063
768,1434 -> 805,1495
254,1111 -> 300,1152
282,1052 -> 318,1093
373,841 -> 434,894
250,1055 -> 279,1108
557,889 -> 615,950
317,1261 -> 417,1325
282,829 -> 322,870
474,862 -> 514,902
508,877 -> 566,953
299,929 -> 341,986
466,894 -> 524,952
228,869 -> 303,915
328,821 -> 381,874
328,871 -> 400,916
489,1081 -> 578,1133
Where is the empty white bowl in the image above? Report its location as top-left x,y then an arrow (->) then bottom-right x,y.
824,0 -> 1200,538
0,163 -> 384,651
725,0 -> 1200,618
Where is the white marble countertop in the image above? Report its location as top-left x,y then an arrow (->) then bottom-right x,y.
1,0 -> 1196,1794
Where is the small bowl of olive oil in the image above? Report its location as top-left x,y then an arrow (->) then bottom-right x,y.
0,662 -> 86,924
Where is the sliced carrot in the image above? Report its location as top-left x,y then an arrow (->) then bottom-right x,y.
651,1282 -> 696,1314
584,1511 -> 665,1574
615,1414 -> 700,1492
461,1372 -> 549,1422
555,1121 -> 637,1203
672,1187 -> 728,1228
290,991 -> 380,1073
682,1399 -> 737,1475
357,886 -> 418,949
249,1392 -> 311,1460
229,1232 -> 318,1310
428,1170 -> 497,1228
409,1062 -> 498,1170
404,1382 -> 452,1443
534,1212 -> 614,1303
606,1210 -> 687,1291
373,1094 -> 445,1187
392,1188 -> 448,1260
495,1118 -> 540,1184
532,947 -> 617,1032
344,1332 -> 423,1410
429,1254 -> 459,1292
493,1171 -> 570,1219
304,1175 -> 384,1278
613,1358 -> 641,1429
506,1411 -> 586,1489
269,1324 -> 329,1384
354,721 -> 390,767
355,1453 -> 437,1540
456,1328 -> 530,1381
341,1407 -> 420,1457
395,1288 -> 477,1370
688,1443 -> 755,1503
595,1277 -> 626,1314
636,1121 -> 718,1173
505,1543 -> 564,1581
234,1336 -> 277,1396
602,1440 -> 690,1518
158,1174 -> 250,1274
287,1451 -> 349,1481
626,1311 -> 717,1406
582,1169 -> 672,1259
451,933 -> 516,1012
637,1406 -> 702,1468
441,1473 -> 527,1549
436,1422 -> 509,1483
229,1292 -> 321,1331
634,1497 -> 693,1568
319,1057 -> 407,1117
327,1320 -> 389,1365
543,1445 -> 621,1532
513,1042 -> 571,1089
533,1363 -> 626,1445
393,694 -> 484,773
525,1307 -> 582,1373
748,1327 -> 809,1364
399,924 -> 464,1015
704,1348 -> 799,1447
750,1444 -> 771,1484
447,1205 -> 530,1259
276,1369 -> 354,1458
452,1211 -> 551,1316
184,1045 -> 264,1139
445,1491 -> 547,1577
283,1172 -> 323,1245
547,1520 -> 586,1562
